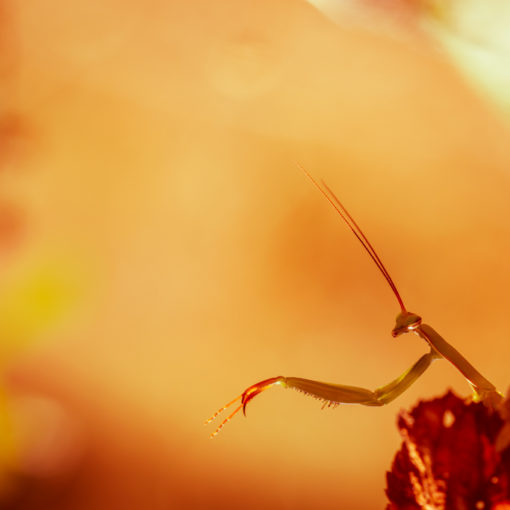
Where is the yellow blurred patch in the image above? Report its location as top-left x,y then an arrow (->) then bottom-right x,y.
0,259 -> 82,355
0,259 -> 84,494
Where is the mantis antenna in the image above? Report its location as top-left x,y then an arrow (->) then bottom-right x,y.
205,168 -> 502,438
297,164 -> 406,312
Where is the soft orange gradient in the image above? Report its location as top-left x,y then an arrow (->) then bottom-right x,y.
1,1 -> 510,509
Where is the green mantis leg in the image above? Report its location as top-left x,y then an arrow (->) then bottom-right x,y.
206,350 -> 440,437
373,349 -> 441,404
416,324 -> 503,405
283,349 -> 440,407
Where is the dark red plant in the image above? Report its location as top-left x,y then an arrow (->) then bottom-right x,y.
386,391 -> 510,510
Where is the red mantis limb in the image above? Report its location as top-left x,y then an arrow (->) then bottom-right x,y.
205,377 -> 285,438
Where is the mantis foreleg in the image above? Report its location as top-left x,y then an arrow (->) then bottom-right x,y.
374,349 -> 441,404
416,324 -> 501,403
282,349 -> 439,406
206,350 -> 439,437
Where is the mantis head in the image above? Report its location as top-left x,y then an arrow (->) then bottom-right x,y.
392,311 -> 422,337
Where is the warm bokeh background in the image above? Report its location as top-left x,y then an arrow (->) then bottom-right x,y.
1,1 -> 510,508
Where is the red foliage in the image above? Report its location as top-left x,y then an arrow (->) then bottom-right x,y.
386,391 -> 510,510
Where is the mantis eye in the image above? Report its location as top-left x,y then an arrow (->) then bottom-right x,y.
392,311 -> 422,337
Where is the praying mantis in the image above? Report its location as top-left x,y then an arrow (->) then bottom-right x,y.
206,169 -> 503,438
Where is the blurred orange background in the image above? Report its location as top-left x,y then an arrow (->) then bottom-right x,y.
1,1 -> 510,508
